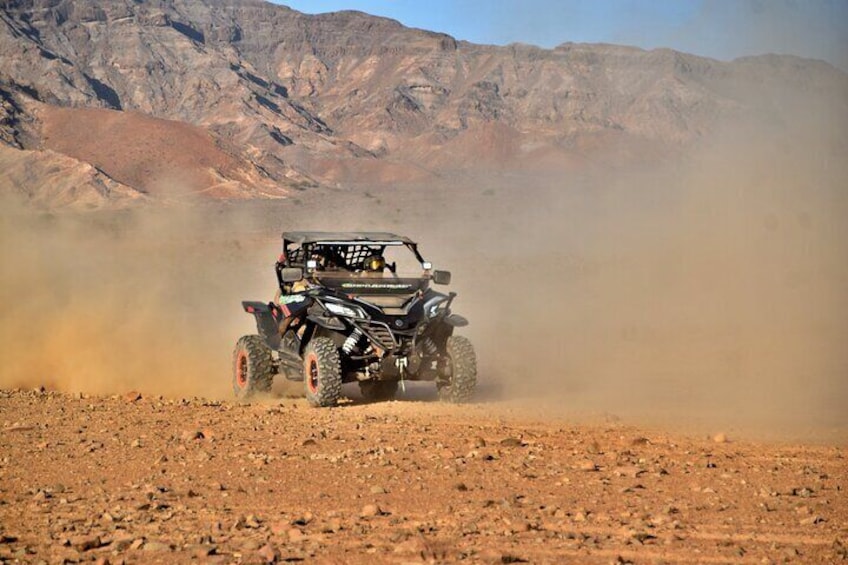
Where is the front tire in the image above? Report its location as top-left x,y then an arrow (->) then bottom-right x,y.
359,380 -> 399,402
438,335 -> 477,403
303,337 -> 342,407
232,335 -> 274,400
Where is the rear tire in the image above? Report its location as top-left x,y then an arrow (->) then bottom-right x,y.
303,337 -> 342,407
438,335 -> 477,403
232,335 -> 274,400
359,380 -> 399,402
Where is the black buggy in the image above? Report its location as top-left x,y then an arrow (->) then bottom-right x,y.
233,231 -> 477,407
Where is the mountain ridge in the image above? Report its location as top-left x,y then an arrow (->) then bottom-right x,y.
1,0 -> 846,207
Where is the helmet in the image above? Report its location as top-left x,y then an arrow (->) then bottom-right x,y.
366,255 -> 385,272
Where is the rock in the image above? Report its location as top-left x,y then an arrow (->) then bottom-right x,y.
633,532 -> 657,544
500,437 -> 524,447
799,515 -> 825,526
129,538 -> 145,550
110,536 -> 134,551
287,528 -> 305,542
181,430 -> 205,441
291,512 -> 313,526
369,485 -> 387,494
124,391 -> 142,402
242,539 -> 261,551
32,490 -> 50,501
360,504 -> 383,518
193,544 -> 218,558
791,487 -> 814,498
322,518 -> 342,533
572,511 -> 588,522
257,543 -> 279,563
576,460 -> 598,472
142,541 -> 172,552
586,441 -> 603,454
71,535 -> 102,551
712,433 -> 728,443
613,465 -> 644,478
269,521 -> 289,535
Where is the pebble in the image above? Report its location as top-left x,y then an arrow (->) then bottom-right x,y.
613,465 -> 644,478
124,391 -> 142,402
799,515 -> 825,526
71,535 -> 102,551
577,460 -> 598,472
258,543 -> 279,562
360,504 -> 382,518
500,437 -> 524,447
181,430 -> 205,441
110,536 -> 134,551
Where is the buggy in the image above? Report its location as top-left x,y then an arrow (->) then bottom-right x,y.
233,231 -> 477,407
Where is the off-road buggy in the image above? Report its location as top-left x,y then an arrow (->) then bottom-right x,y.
233,231 -> 477,407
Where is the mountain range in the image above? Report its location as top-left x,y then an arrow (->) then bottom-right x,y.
1,0 -> 846,208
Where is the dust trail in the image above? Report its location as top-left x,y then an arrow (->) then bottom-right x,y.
0,200 -> 277,398
408,121 -> 848,439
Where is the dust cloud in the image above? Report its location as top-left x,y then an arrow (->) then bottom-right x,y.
421,120 -> 848,439
2,93 -> 846,442
0,199 -> 277,399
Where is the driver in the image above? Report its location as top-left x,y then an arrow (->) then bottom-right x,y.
363,254 -> 386,276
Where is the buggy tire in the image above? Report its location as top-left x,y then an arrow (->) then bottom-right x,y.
438,335 -> 477,403
303,337 -> 342,407
232,335 -> 274,400
359,380 -> 399,402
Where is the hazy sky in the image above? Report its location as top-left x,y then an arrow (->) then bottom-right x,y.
274,0 -> 848,71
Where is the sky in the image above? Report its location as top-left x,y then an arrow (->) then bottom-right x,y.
273,0 -> 848,71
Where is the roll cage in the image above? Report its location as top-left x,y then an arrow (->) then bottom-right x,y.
275,231 -> 429,290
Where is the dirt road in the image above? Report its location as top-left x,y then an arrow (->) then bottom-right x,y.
1,388 -> 845,564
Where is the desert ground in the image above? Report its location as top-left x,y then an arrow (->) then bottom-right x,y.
1,386 -> 846,565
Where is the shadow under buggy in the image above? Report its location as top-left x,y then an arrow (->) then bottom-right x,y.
233,231 -> 477,407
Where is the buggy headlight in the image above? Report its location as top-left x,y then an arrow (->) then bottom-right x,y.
324,302 -> 365,319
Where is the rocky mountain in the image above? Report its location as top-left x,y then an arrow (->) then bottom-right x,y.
1,0 -> 846,207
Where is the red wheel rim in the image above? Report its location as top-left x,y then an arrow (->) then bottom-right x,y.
236,351 -> 248,388
306,354 -> 319,394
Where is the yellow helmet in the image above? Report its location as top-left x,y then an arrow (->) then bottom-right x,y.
366,255 -> 385,272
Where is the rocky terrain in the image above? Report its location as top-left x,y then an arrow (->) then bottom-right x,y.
1,0 -> 846,207
1,388 -> 846,564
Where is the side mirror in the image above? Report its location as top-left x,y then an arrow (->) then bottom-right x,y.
281,267 -> 303,283
432,270 -> 451,285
